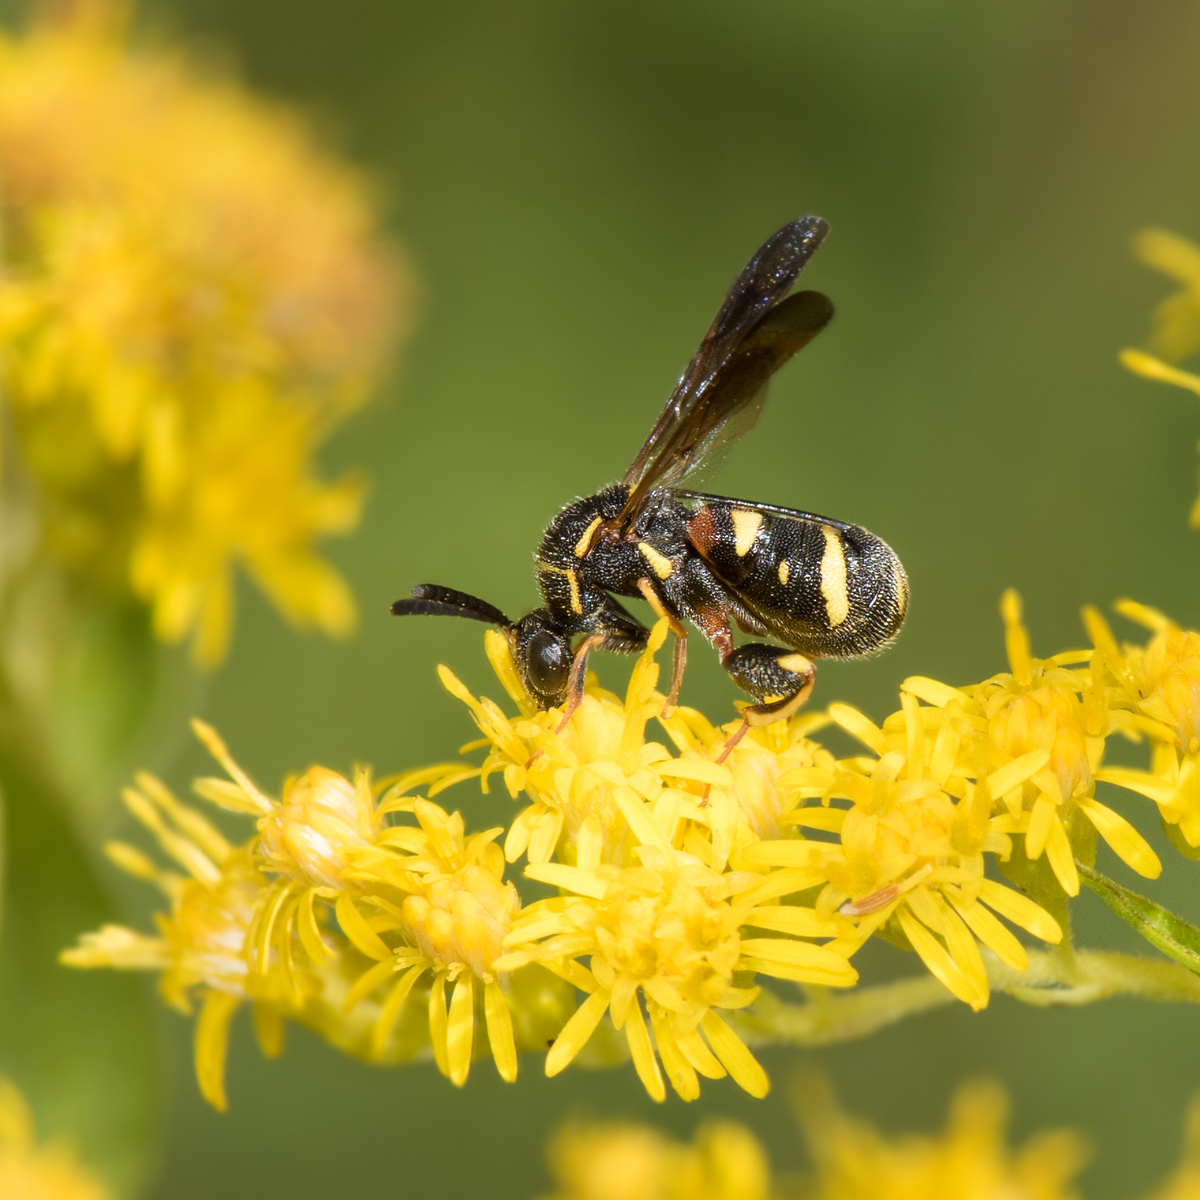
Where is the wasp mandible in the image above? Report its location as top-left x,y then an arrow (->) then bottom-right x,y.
393,217 -> 908,729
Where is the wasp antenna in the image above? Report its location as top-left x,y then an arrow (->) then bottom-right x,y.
390,584 -> 513,628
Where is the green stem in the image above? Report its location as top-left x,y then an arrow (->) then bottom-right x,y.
735,947 -> 1200,1049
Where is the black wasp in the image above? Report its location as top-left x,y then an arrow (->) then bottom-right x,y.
393,217 -> 908,730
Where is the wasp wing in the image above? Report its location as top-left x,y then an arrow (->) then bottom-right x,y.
619,217 -> 833,517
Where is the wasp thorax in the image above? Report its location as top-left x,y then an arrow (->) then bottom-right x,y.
258,767 -> 374,889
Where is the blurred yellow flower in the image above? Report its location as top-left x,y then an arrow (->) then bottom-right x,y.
1145,1096 -> 1200,1200
0,1077 -> 111,1200
793,1075 -> 1086,1200
64,719 -> 567,1108
0,2 -> 406,665
543,1119 -> 776,1200
1122,227 -> 1200,528
1132,229 -> 1200,364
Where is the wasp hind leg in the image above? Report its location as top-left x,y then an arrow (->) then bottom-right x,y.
721,644 -> 815,727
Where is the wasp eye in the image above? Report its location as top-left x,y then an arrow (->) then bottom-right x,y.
524,630 -> 570,703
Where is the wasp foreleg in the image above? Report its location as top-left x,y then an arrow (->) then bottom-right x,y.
555,632 -> 607,733
721,644 -> 815,727
635,578 -> 688,717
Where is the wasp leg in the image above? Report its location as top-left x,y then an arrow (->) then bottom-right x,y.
555,632 -> 607,733
590,595 -> 651,655
720,644 -> 815,727
636,579 -> 688,716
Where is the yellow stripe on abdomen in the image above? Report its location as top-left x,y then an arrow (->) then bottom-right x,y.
819,525 -> 849,627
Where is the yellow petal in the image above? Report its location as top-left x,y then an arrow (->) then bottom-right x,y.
335,894 -> 391,960
737,938 -> 858,987
484,979 -> 518,1083
828,703 -> 886,753
896,907 -> 979,1009
648,1007 -> 699,1101
1095,767 -> 1178,805
902,676 -> 969,708
524,862 -> 608,899
372,965 -> 424,1059
1025,794 -> 1056,860
545,990 -> 610,1077
195,989 -> 240,1113
1000,589 -> 1032,685
252,1003 -> 284,1059
700,1010 -> 769,1098
428,972 -> 450,1077
986,750 -> 1050,800
951,898 -> 1028,972
938,903 -> 990,1010
977,879 -> 1061,944
1044,815 -> 1080,896
1120,349 -> 1200,397
446,974 -> 475,1086
1076,797 -> 1162,878
624,999 -> 665,1102
741,906 -> 851,939
675,1027 -> 726,1079
297,887 -> 328,965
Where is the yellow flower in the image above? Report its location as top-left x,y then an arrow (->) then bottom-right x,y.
0,3 -> 406,665
0,1077 -> 111,1200
793,1074 -> 1087,1200
187,717 -> 536,1084
543,1119 -> 776,1200
66,718 -> 569,1104
60,765 -> 308,1110
337,794 -> 535,1087
444,622 -> 857,1100
500,831 -> 856,1102
1087,601 -> 1200,848
889,591 -> 1157,897
745,685 -> 1062,1010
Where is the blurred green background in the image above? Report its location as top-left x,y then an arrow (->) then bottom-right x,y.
34,0 -> 1200,1194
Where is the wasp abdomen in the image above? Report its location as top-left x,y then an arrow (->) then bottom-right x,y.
685,500 -> 908,659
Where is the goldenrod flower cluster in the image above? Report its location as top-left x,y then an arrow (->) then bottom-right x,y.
68,580 -> 1200,1107
540,1081 -> 1200,1200
539,1078 -> 1086,1200
63,719 -> 572,1110
542,1118 -> 778,1200
0,3 -> 405,665
0,1077 -> 110,1200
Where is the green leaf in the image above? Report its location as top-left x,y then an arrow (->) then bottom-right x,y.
1077,859 -> 1200,976
0,733 -> 160,1198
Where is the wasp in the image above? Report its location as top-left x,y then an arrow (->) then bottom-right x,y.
392,217 -> 908,730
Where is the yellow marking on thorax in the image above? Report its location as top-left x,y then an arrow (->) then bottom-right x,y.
819,525 -> 850,627
731,508 -> 762,557
539,561 -> 583,614
574,516 -> 602,558
778,560 -> 790,586
637,542 -> 674,580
